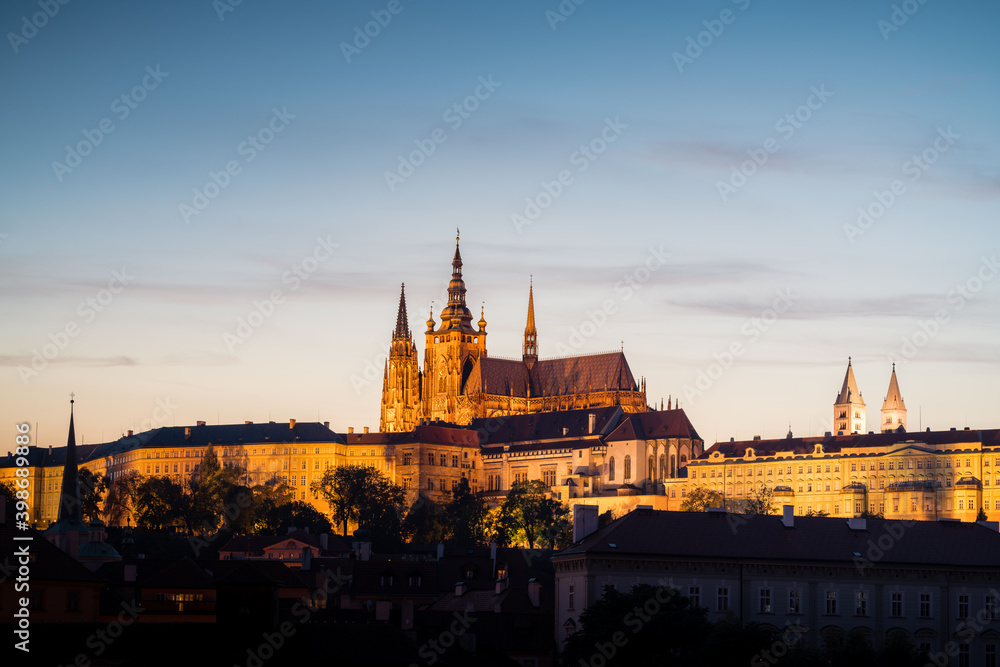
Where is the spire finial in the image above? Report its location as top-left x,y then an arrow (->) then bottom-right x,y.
848,356 -> 852,366
70,392 -> 75,404
892,361 -> 895,372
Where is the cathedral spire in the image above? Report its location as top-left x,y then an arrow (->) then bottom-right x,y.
881,362 -> 907,432
438,232 -> 474,331
393,283 -> 410,340
57,396 -> 84,527
834,357 -> 866,434
522,278 -> 538,368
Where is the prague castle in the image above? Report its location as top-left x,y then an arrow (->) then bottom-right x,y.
380,234 -> 649,431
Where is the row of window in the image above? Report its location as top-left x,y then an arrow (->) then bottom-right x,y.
704,456 -> 997,478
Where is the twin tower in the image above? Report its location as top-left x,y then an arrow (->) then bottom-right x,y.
379,235 -> 648,431
834,358 -> 907,435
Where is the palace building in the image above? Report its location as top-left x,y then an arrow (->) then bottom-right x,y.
688,361 -> 1000,521
380,234 -> 649,431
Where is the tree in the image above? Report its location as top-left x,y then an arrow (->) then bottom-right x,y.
742,485 -> 775,515
311,465 -> 406,549
402,494 -> 448,544
104,469 -> 141,526
498,479 -> 568,549
977,507 -> 989,522
134,476 -> 185,530
257,500 -> 332,535
681,487 -> 724,512
443,477 -> 491,547
77,468 -> 108,523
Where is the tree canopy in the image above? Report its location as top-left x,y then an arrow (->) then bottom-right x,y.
311,465 -> 406,550
496,479 -> 570,549
680,487 -> 724,512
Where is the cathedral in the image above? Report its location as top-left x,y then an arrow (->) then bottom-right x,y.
379,235 -> 649,431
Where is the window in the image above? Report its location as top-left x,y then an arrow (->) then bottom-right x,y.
851,463 -> 857,472
609,457 -> 615,481
788,589 -> 800,614
428,479 -> 434,491
543,469 -> 556,487
440,454 -> 447,467
920,593 -> 932,618
439,479 -> 446,491
624,455 -> 632,481
402,476 -> 411,490
988,594 -> 997,620
403,453 -> 412,465
759,588 -> 772,614
959,644 -> 969,667
428,453 -> 434,465
826,590 -> 837,615
717,587 -> 729,612
891,592 -> 903,617
452,454 -> 459,468
568,585 -> 575,610
856,591 -> 867,616
689,586 -> 700,608
987,644 -> 997,667
66,592 -> 79,612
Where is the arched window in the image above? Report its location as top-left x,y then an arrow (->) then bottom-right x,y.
659,454 -> 666,479
670,455 -> 676,478
608,457 -> 615,481
624,455 -> 632,481
648,456 -> 655,480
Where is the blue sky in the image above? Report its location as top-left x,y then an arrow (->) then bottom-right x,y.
2,0 -> 998,448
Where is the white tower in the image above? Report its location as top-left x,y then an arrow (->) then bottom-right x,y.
834,358 -> 865,434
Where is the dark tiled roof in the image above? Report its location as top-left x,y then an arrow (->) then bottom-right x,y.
140,557 -> 215,589
1,422 -> 345,468
605,409 -> 702,443
466,352 -> 639,398
557,509 -> 1000,568
349,559 -> 440,597
0,500 -> 103,583
470,406 -> 623,445
344,424 -> 478,447
699,428 -> 1000,460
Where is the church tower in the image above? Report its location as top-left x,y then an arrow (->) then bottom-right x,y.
46,397 -> 89,556
880,363 -> 907,432
380,284 -> 422,432
522,279 -> 537,370
834,358 -> 866,434
423,232 -> 487,423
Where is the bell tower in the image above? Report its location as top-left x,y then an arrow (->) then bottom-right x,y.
880,363 -> 907,432
380,284 -> 422,432
423,231 -> 487,423
834,357 -> 866,434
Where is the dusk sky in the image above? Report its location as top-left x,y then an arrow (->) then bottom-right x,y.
2,0 -> 998,449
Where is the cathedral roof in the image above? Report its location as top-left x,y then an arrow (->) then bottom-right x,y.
605,409 -> 703,443
882,365 -> 906,411
467,351 -> 639,398
835,358 -> 864,405
469,406 -> 623,445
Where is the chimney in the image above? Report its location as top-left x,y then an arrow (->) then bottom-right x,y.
323,421 -> 330,429
196,421 -> 206,427
127,430 -> 133,437
289,419 -> 296,429
436,542 -> 445,560
455,582 -> 468,596
573,504 -> 599,543
848,517 -> 867,531
301,546 -> 312,570
364,426 -> 370,434
124,564 -> 137,582
588,413 -> 596,434
49,445 -> 53,454
782,505 -> 794,528
528,578 -> 541,607
320,534 -> 329,551
184,427 -> 192,439
348,427 -> 354,434
495,577 -> 508,595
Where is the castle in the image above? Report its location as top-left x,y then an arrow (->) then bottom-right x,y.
379,234 -> 649,431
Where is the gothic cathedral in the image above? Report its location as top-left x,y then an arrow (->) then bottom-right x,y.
380,235 -> 649,431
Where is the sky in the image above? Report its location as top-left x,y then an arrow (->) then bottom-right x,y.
1,0 -> 998,450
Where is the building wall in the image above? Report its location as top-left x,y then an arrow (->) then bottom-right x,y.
687,435 -> 997,521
